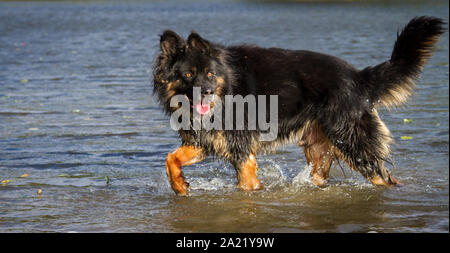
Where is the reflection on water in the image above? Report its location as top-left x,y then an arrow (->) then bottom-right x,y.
0,0 -> 448,232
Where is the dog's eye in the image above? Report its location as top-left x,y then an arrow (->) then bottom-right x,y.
207,72 -> 215,79
184,72 -> 192,79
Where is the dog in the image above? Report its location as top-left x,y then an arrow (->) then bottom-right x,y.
153,16 -> 445,196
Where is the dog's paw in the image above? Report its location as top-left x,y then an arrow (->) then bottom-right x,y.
172,178 -> 190,196
238,179 -> 263,192
370,175 -> 401,187
311,174 -> 328,188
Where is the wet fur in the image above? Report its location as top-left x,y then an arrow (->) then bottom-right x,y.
153,17 -> 445,189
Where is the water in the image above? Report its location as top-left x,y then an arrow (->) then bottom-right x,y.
0,0 -> 448,233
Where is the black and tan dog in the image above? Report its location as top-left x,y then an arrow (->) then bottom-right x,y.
153,17 -> 445,196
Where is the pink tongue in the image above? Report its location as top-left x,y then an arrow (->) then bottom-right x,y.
195,103 -> 210,115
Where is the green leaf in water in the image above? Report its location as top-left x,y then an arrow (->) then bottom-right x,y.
105,176 -> 110,185
403,118 -> 413,124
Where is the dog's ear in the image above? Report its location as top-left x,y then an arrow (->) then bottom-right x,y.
187,32 -> 211,54
160,30 -> 185,56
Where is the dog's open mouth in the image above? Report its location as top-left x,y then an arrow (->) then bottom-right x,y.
195,102 -> 210,115
184,94 -> 215,115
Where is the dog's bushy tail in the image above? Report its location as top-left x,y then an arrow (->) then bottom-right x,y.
360,16 -> 445,108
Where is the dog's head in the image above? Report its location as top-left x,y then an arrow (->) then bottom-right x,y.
153,31 -> 232,115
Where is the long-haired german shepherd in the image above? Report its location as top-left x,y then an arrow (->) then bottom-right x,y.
153,17 -> 445,196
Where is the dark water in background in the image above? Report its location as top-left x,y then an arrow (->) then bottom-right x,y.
0,0 -> 448,233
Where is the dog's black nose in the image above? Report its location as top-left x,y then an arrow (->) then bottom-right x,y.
203,89 -> 213,95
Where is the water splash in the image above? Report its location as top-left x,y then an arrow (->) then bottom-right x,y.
258,159 -> 288,189
189,177 -> 234,192
291,164 -> 314,187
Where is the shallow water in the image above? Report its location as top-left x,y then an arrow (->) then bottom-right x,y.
0,0 -> 448,233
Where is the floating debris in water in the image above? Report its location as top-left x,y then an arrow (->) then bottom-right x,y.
20,79 -> 28,84
403,118 -> 413,123
72,109 -> 81,113
1,179 -> 12,186
28,128 -> 39,131
400,136 -> 413,140
19,174 -> 29,178
37,189 -> 43,195
105,176 -> 110,185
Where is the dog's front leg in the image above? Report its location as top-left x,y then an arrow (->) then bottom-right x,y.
232,153 -> 262,191
165,145 -> 204,196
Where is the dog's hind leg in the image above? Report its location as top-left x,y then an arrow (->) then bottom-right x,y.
165,145 -> 205,196
319,109 -> 399,186
231,153 -> 262,191
300,122 -> 335,187
364,110 -> 400,186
